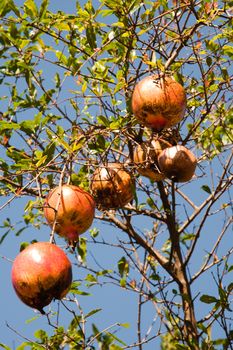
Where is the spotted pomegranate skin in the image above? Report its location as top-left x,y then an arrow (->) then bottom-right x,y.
44,185 -> 95,240
11,242 -> 72,313
158,145 -> 197,182
133,138 -> 171,181
91,163 -> 135,209
131,75 -> 186,131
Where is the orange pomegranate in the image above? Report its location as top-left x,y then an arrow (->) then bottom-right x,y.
131,75 -> 186,131
133,138 -> 171,181
11,242 -> 72,314
158,145 -> 197,182
91,163 -> 135,209
44,185 -> 95,240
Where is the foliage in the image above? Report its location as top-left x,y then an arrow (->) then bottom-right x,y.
0,0 -> 232,349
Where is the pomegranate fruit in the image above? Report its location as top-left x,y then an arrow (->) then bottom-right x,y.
11,242 -> 72,313
133,138 -> 171,181
158,145 -> 197,182
91,163 -> 135,209
44,185 -> 95,241
131,75 -> 186,131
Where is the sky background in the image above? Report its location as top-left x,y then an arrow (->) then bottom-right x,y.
0,1 -> 232,349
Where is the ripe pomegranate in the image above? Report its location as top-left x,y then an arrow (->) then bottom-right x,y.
44,185 -> 95,240
11,242 -> 72,314
91,163 -> 135,209
131,75 -> 186,131
133,138 -> 171,181
158,145 -> 197,182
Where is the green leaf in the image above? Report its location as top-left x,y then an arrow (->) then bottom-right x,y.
90,227 -> 99,238
15,227 -> 26,236
200,294 -> 218,304
201,185 -> 212,194
112,22 -> 125,28
20,120 -> 36,134
119,323 -> 130,328
223,45 -> 233,58
43,142 -> 56,163
120,277 -> 126,288
77,237 -> 87,263
16,343 -> 32,350
71,289 -> 91,296
175,345 -> 189,350
85,308 -> 102,319
86,22 -> 97,50
149,272 -> 161,281
97,115 -> 110,127
206,57 -> 212,67
118,256 -> 129,278
96,269 -> 113,276
110,345 -> 123,350
0,0 -> 20,16
106,331 -> 127,346
0,343 -> 11,350
68,315 -> 82,330
34,329 -> 48,341
24,0 -> 38,18
46,128 -> 72,152
92,323 -> 100,337
38,0 -> 49,19
20,242 -> 30,252
25,315 -> 41,324
0,121 -> 19,131
85,273 -> 98,283
0,230 -> 10,245
227,282 -> 233,293
36,155 -> 48,167
70,281 -> 91,296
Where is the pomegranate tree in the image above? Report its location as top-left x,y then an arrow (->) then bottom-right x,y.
11,242 -> 72,314
158,145 -> 197,182
91,163 -> 135,209
44,185 -> 95,241
131,75 -> 186,131
133,138 -> 171,181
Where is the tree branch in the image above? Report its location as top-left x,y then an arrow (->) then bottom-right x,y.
106,212 -> 172,277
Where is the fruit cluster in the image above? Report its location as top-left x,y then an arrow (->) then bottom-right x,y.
11,74 -> 197,313
12,185 -> 96,314
90,74 -> 197,206
131,74 -> 197,183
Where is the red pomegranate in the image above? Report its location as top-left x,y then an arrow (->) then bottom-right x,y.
133,138 -> 171,181
131,75 -> 186,131
158,145 -> 197,182
11,242 -> 72,313
44,185 -> 95,241
91,163 -> 135,209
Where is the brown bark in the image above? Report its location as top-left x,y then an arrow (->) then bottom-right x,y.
157,181 -> 199,349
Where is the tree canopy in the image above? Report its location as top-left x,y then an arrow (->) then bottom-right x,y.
0,0 -> 232,349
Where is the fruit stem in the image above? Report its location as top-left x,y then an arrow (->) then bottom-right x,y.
39,308 -> 46,315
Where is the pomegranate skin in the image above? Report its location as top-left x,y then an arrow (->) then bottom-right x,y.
158,145 -> 197,182
11,242 -> 72,313
44,185 -> 95,240
91,163 -> 135,209
131,75 -> 186,131
133,138 -> 171,181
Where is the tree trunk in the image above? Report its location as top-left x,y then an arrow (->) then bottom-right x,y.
157,182 -> 199,348
173,250 -> 199,349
